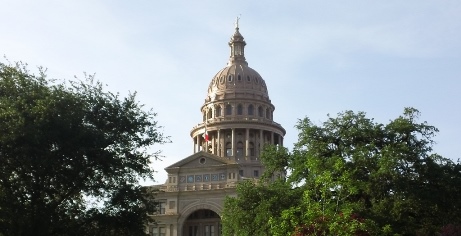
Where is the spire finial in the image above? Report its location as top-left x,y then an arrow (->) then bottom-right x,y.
234,15 -> 241,29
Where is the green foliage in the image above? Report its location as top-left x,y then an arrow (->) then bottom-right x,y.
260,145 -> 291,180
222,108 -> 461,236
0,61 -> 165,236
222,180 -> 302,236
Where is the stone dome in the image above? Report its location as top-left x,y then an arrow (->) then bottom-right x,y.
205,26 -> 270,103
190,20 -> 286,161
206,64 -> 269,102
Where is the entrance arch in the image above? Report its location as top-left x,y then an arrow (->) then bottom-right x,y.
182,209 -> 221,236
178,205 -> 221,236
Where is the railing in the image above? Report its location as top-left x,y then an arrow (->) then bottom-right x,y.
160,182 -> 238,192
192,117 -> 284,129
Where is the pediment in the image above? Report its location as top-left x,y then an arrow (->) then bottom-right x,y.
165,151 -> 236,170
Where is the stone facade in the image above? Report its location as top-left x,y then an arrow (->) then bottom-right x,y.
147,23 -> 285,236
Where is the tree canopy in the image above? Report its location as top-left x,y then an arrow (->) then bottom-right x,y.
222,108 -> 461,236
0,62 -> 165,236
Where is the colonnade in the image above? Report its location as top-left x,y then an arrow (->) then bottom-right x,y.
193,128 -> 283,160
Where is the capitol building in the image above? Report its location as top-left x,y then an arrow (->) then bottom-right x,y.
147,23 -> 286,236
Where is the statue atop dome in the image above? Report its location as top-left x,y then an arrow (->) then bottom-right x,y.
234,15 -> 240,29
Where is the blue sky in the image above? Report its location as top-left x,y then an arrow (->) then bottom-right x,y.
1,1 -> 460,184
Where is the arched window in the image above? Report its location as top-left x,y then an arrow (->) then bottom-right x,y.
226,104 -> 232,115
236,142 -> 244,157
207,108 -> 212,119
228,75 -> 233,82
248,104 -> 254,116
249,142 -> 255,156
266,108 -> 270,119
226,142 -> 232,157
237,104 -> 243,115
215,106 -> 221,117
258,106 -> 263,117
237,74 -> 241,81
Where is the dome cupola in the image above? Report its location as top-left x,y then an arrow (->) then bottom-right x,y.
206,19 -> 270,104
228,18 -> 247,66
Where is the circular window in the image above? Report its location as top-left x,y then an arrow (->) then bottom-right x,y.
199,157 -> 206,164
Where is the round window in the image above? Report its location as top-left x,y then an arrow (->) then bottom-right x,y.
199,157 -> 206,164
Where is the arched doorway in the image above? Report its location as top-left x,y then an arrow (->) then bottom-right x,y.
182,209 -> 221,236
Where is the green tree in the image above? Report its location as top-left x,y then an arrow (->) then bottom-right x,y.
223,108 -> 461,236
222,145 -> 301,236
222,179 -> 301,236
0,61 -> 165,236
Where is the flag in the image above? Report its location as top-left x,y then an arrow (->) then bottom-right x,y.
202,126 -> 209,142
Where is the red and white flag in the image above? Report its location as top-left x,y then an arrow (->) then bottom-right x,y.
202,126 -> 209,142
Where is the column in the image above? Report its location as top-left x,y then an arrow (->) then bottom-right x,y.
271,131 -> 274,145
231,128 -> 235,157
211,131 -> 215,154
193,136 -> 196,153
196,135 -> 200,152
259,129 -> 263,156
245,128 -> 249,157
217,129 -> 221,156
278,134 -> 282,147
